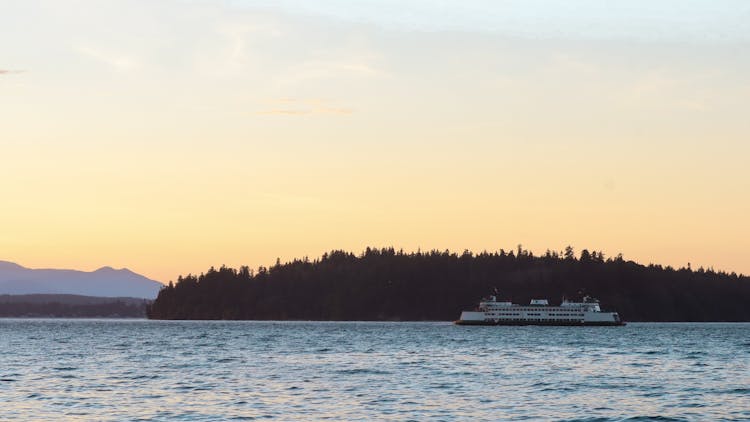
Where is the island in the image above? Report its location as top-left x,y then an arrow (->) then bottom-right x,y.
147,247 -> 750,322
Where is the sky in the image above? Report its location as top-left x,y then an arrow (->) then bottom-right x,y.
1,0 -> 749,282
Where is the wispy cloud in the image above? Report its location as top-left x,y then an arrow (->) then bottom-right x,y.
256,109 -> 310,116
203,21 -> 284,76
622,69 -> 719,112
75,46 -> 140,72
256,108 -> 353,116
549,53 -> 599,75
275,53 -> 388,86
255,98 -> 354,116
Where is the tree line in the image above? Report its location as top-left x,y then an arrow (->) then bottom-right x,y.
147,246 -> 750,321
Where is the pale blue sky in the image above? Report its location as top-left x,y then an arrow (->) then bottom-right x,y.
235,0 -> 750,41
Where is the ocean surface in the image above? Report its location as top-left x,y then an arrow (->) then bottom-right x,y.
0,321 -> 748,421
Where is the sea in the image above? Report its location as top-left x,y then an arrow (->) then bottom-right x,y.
0,320 -> 748,421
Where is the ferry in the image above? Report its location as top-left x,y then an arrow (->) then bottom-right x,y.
455,295 -> 625,326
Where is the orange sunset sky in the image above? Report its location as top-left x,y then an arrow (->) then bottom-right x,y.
2,1 -> 749,283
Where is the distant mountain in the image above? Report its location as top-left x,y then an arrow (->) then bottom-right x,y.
0,261 -> 163,299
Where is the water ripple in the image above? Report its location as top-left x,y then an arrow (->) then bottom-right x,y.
0,320 -> 747,420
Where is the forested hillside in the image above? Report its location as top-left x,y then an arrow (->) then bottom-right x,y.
147,247 -> 750,321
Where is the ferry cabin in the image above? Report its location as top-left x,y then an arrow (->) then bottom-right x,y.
457,296 -> 623,325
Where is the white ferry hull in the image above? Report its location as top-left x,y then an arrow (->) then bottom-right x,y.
455,319 -> 625,326
454,296 -> 626,326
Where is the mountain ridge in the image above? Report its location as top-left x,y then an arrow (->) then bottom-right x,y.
0,261 -> 163,299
